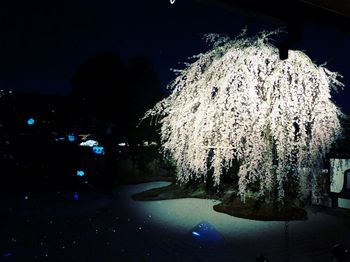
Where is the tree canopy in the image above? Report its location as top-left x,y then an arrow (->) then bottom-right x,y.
144,31 -> 344,203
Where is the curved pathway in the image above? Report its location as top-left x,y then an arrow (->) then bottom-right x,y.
2,182 -> 350,261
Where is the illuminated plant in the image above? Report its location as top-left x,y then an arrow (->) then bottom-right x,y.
143,30 -> 344,203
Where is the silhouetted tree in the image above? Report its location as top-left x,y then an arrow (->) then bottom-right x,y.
126,55 -> 163,145
71,52 -> 125,126
70,52 -> 163,145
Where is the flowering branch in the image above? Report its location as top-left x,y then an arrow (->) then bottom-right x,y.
143,30 -> 344,203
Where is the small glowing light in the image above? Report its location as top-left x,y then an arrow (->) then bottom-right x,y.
118,142 -> 127,147
3,252 -> 12,257
27,118 -> 35,125
190,221 -> 224,246
73,192 -> 79,201
67,133 -> 76,142
78,134 -> 90,141
77,170 -> 85,177
80,140 -> 98,147
141,141 -> 158,147
55,137 -> 65,142
92,146 -> 105,155
332,243 -> 349,259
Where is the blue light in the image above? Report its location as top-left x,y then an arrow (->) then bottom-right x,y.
3,252 -> 12,257
192,231 -> 200,236
73,192 -> 79,201
27,118 -> 35,125
92,146 -> 105,155
77,170 -> 85,177
67,133 -> 76,142
55,137 -> 65,142
188,221 -> 225,248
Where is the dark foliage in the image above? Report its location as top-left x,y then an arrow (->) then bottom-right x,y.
70,52 -> 163,145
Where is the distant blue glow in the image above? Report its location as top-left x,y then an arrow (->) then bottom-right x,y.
77,170 -> 85,177
192,231 -> 200,236
67,133 -> 76,142
73,192 -> 79,201
92,146 -> 105,155
27,118 -> 35,125
55,137 -> 65,142
3,252 -> 12,257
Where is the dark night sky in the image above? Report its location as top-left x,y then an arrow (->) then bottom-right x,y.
0,0 -> 349,110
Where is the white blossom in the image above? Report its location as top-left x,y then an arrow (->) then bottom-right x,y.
143,31 -> 344,203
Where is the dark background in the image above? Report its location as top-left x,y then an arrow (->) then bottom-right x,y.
0,0 -> 349,191
0,0 -> 349,111
1,2 -> 350,261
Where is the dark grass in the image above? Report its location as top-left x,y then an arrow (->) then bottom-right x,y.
132,183 -> 308,221
213,197 -> 308,221
132,183 -> 219,201
117,173 -> 174,185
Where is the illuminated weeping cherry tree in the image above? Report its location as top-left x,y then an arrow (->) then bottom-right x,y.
143,31 -> 344,203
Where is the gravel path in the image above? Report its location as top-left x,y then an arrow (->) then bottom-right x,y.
1,181 -> 350,261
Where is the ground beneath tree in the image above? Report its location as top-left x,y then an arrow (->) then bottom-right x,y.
213,197 -> 307,221
131,183 -> 218,201
132,182 -> 308,221
3,181 -> 350,261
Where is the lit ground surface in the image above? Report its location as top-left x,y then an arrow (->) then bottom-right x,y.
1,181 -> 350,261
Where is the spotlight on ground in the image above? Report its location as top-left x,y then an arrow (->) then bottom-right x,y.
187,221 -> 225,248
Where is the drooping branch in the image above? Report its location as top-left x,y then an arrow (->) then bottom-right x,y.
143,31 -> 344,203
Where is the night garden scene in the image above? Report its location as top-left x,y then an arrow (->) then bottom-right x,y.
1,0 -> 350,261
